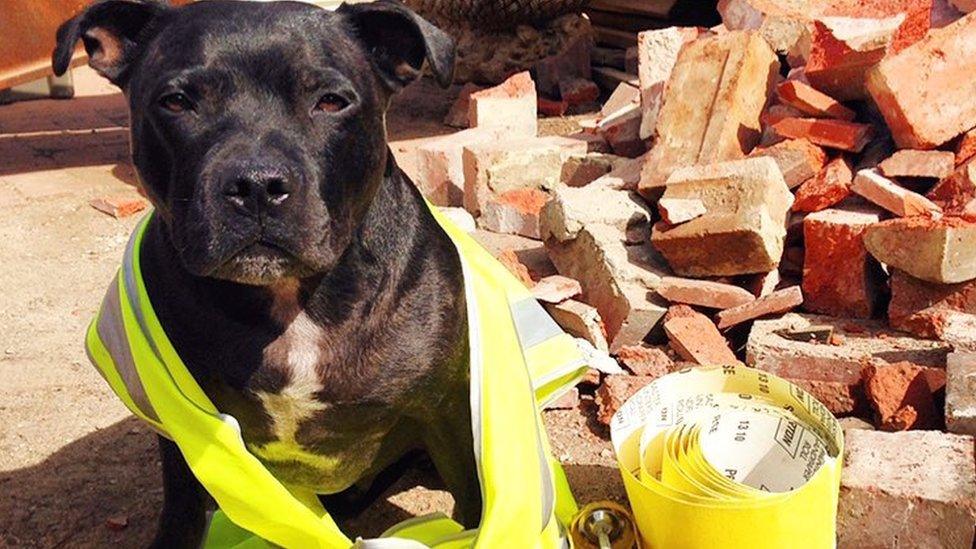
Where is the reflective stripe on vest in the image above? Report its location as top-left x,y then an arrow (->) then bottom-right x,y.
85,200 -> 587,548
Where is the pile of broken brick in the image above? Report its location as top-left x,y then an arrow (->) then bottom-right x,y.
416,2 -> 976,545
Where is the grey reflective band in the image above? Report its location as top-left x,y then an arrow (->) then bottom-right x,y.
95,273 -> 161,423
510,298 -> 565,350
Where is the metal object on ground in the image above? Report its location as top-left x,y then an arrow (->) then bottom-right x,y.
570,501 -> 639,549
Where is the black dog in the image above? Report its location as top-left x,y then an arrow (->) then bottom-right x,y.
54,1 -> 479,546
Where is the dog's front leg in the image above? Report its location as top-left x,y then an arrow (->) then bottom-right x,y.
150,436 -> 208,549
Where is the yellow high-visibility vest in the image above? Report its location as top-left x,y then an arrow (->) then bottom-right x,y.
85,203 -> 589,548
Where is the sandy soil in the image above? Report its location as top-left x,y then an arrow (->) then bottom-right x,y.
0,67 -> 624,547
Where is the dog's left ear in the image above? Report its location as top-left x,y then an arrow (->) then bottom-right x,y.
338,0 -> 455,91
52,0 -> 171,88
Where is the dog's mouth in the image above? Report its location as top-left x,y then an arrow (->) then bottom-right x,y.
209,240 -> 316,285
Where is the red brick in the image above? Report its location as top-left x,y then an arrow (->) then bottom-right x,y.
544,299 -> 609,352
806,1 -> 931,101
771,117 -> 872,152
838,430 -> 976,548
467,71 -> 537,135
537,97 -> 569,117
802,206 -> 886,318
664,307 -> 738,365
863,216 -> 976,284
928,160 -> 976,216
636,26 -> 702,139
544,387 -> 580,410
559,78 -> 599,105
747,313 -> 951,415
749,138 -> 828,188
415,127 -> 500,207
862,362 -> 945,431
614,344 -> 673,378
496,249 -> 534,287
443,82 -> 481,128
879,149 -> 955,179
889,269 -> 976,338
638,31 -> 779,198
851,168 -> 942,216
947,352 -> 976,435
657,276 -> 756,309
657,197 -> 706,225
89,194 -> 147,219
955,127 -> 976,165
793,157 -> 854,212
597,103 -> 645,158
479,188 -> 548,238
866,12 -> 976,149
533,36 -> 592,98
776,80 -> 856,120
596,374 -> 656,425
531,274 -> 582,304
715,286 -> 804,329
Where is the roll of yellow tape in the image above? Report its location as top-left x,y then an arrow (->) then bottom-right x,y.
610,365 -> 844,549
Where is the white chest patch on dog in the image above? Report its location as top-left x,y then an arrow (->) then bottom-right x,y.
256,310 -> 328,445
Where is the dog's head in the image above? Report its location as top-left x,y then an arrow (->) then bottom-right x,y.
54,0 -> 454,284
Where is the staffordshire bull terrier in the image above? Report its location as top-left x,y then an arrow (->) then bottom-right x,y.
54,1 -> 479,546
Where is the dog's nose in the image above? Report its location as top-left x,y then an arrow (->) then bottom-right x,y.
222,168 -> 295,212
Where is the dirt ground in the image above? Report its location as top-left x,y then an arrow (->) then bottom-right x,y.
0,67 -> 623,547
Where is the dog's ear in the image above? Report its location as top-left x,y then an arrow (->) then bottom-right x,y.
338,0 -> 455,91
52,0 -> 170,87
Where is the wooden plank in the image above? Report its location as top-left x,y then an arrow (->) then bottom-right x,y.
592,66 -> 639,93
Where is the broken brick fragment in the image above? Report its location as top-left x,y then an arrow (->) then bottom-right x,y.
715,286 -> 803,330
928,160 -> 976,216
496,249 -> 534,287
596,374 -> 656,425
657,197 -> 706,225
663,306 -> 737,365
771,117 -> 872,152
878,149 -> 955,179
838,430 -> 976,548
638,31 -> 779,198
803,206 -> 886,319
531,274 -> 582,304
862,362 -> 944,431
792,156 -> 853,212
749,138 -> 827,189
851,168 -> 942,216
443,83 -> 481,128
864,216 -> 976,284
614,344 -> 673,378
866,12 -> 976,148
479,187 -> 549,239
467,71 -> 537,136
544,299 -> 609,352
888,269 -> 976,339
776,80 -> 855,121
657,276 -> 756,310
558,77 -> 600,105
90,195 -> 148,219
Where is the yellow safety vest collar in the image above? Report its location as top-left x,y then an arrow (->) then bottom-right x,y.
85,203 -> 588,548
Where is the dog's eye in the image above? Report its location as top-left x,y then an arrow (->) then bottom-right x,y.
314,93 -> 349,114
159,93 -> 193,113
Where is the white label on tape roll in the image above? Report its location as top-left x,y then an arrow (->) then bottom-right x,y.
698,409 -> 828,492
